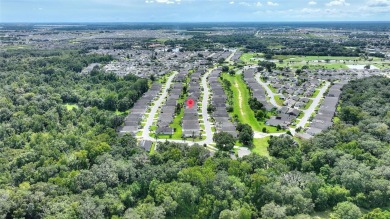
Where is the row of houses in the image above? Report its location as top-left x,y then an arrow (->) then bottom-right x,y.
305,81 -> 346,137
156,70 -> 189,135
212,51 -> 232,61
266,106 -> 301,129
118,83 -> 162,135
231,51 -> 243,62
263,70 -> 320,110
243,68 -> 274,111
182,70 -> 203,137
209,68 -> 238,137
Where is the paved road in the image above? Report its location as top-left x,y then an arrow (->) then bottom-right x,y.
198,67 -> 215,145
255,73 -> 281,109
296,81 -> 331,129
141,72 -> 177,141
226,49 -> 237,65
140,67 -> 216,146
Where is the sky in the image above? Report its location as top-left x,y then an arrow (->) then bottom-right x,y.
1,0 -> 390,22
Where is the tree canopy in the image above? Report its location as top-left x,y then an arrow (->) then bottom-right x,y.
0,49 -> 389,218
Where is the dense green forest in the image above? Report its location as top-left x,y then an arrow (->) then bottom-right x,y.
0,49 -> 390,218
164,34 -> 367,57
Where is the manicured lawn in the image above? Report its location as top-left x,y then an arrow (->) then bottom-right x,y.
273,55 -> 362,61
167,82 -> 187,139
221,73 -> 279,133
157,72 -> 173,83
235,141 -> 243,147
311,89 -> 321,98
252,137 -> 270,157
274,95 -> 284,106
278,63 -> 348,70
64,104 -> 78,111
169,109 -> 184,139
150,142 -> 157,154
304,99 -> 313,110
267,84 -> 277,93
240,53 -> 264,64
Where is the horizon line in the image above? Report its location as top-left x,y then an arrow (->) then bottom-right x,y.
1,21 -> 390,24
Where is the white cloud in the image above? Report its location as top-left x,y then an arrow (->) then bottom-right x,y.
229,1 -> 235,4
326,0 -> 350,7
239,2 -> 251,6
308,1 -> 317,5
238,1 -> 262,7
267,1 -> 279,6
368,0 -> 390,7
145,0 -> 181,4
301,7 -> 321,14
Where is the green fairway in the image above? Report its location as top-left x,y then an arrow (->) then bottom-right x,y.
273,55 -> 362,61
221,73 -> 279,133
252,137 -> 270,157
277,62 -> 348,70
240,53 -> 264,64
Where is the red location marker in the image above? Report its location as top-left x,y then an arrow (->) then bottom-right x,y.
186,98 -> 194,108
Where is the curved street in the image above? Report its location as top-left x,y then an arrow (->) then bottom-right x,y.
255,73 -> 281,109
